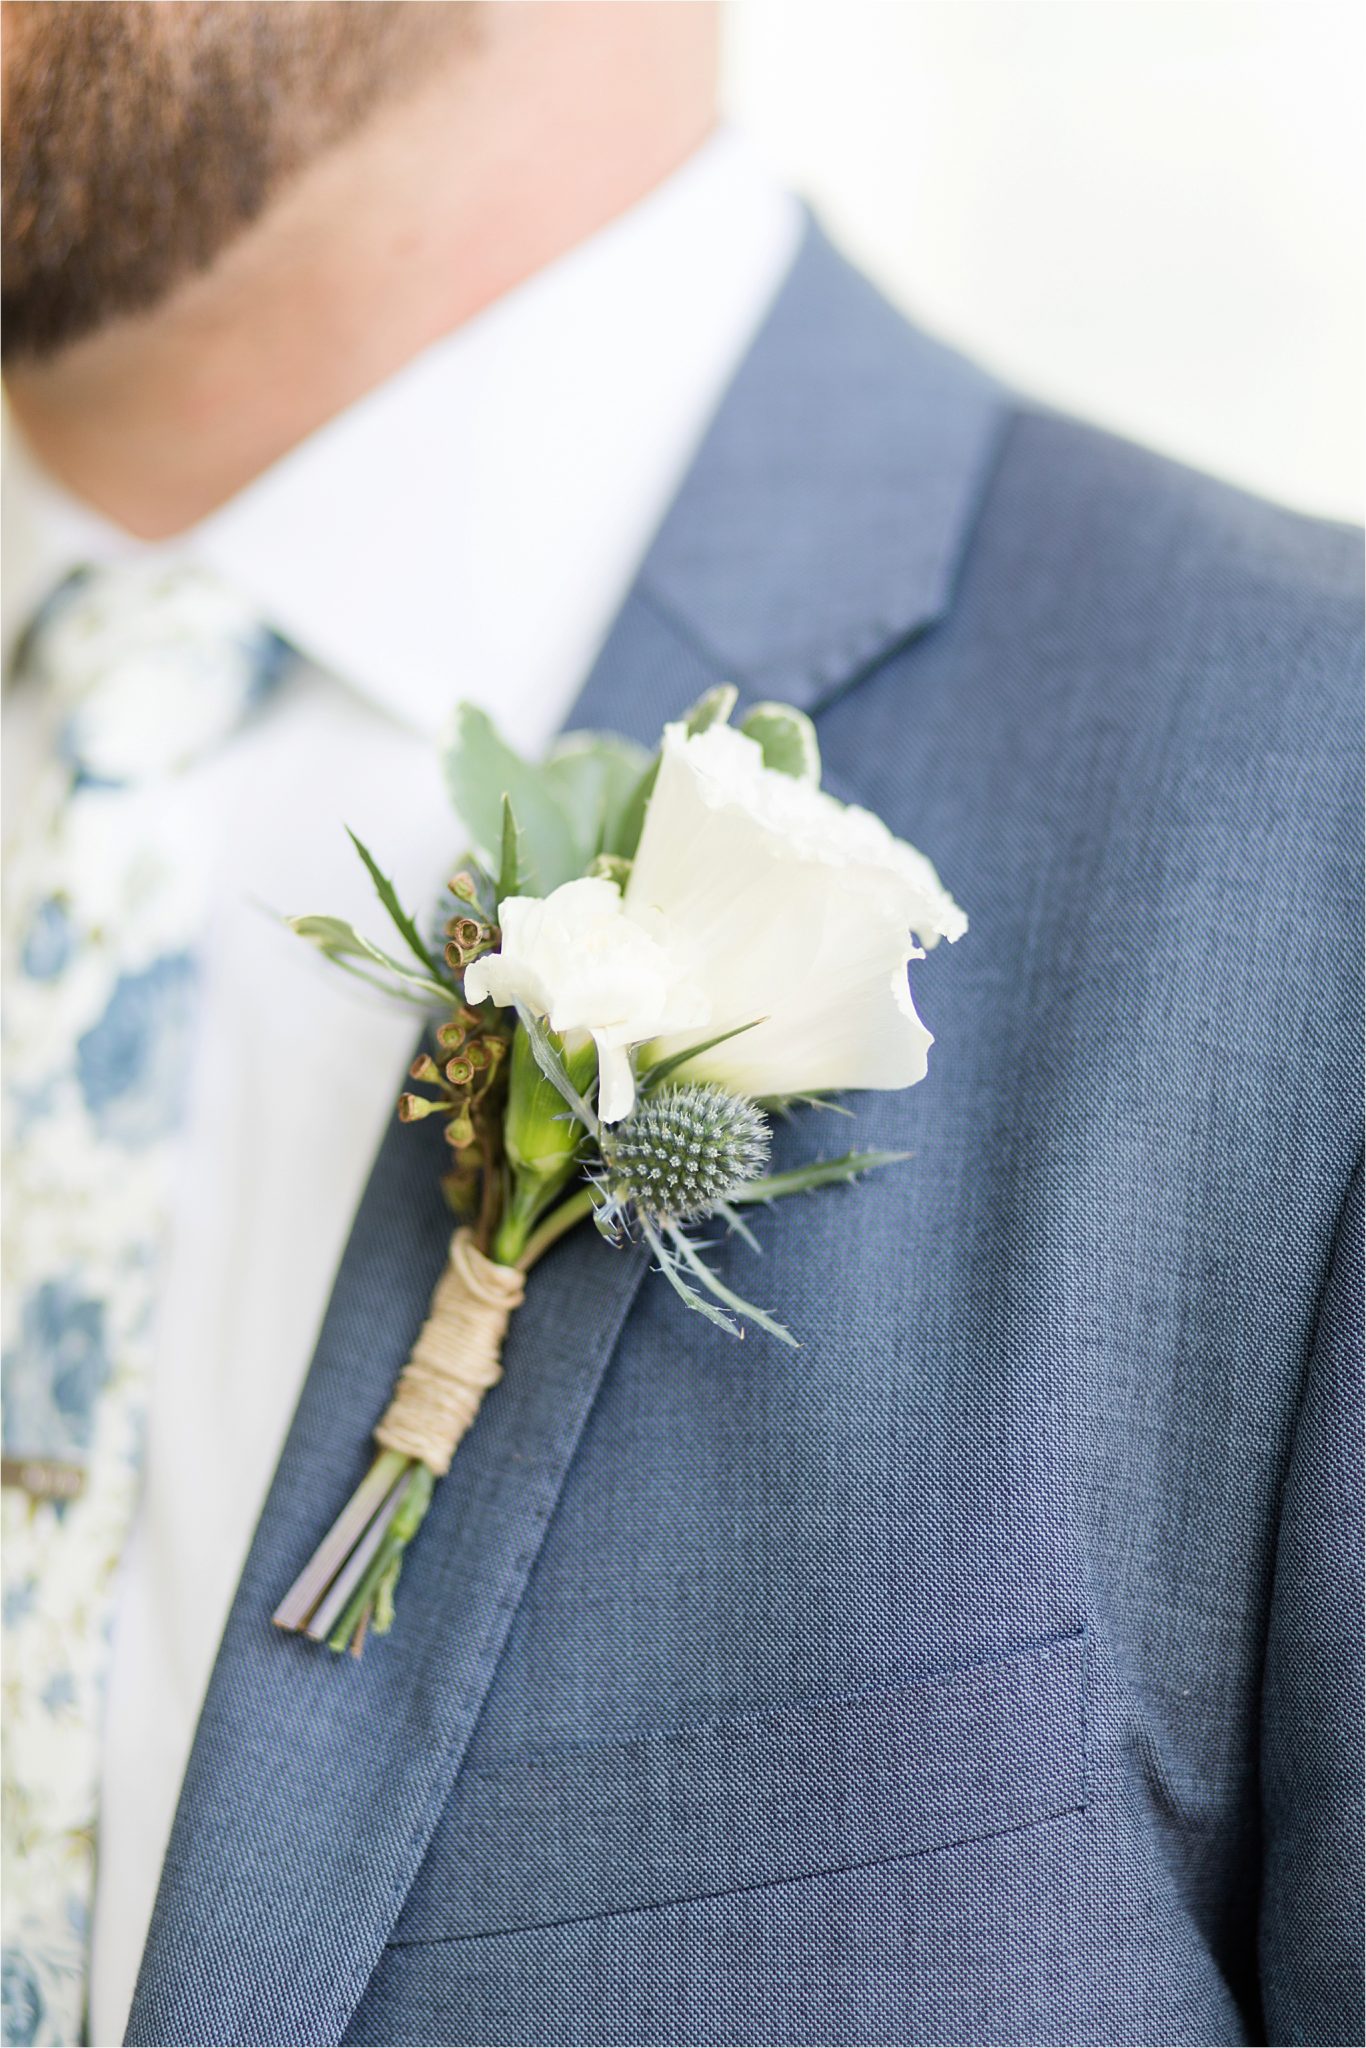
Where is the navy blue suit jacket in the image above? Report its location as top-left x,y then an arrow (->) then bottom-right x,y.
128,223 -> 1364,2047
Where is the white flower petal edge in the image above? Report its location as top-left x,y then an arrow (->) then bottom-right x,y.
463,877 -> 707,1123
624,721 -> 966,1099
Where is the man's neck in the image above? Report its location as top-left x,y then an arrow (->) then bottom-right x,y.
3,7 -> 718,540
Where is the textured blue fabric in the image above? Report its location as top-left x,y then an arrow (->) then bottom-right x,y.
127,222 -> 1363,2048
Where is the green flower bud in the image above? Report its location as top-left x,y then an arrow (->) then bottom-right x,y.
503,1022 -> 597,1180
494,1024 -> 600,1266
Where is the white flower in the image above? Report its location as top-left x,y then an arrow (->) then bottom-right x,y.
463,877 -> 706,1123
624,721 -> 966,1100
467,720 -> 966,1123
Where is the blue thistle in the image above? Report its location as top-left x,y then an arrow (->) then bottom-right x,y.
597,1085 -> 793,1346
602,1083 -> 769,1225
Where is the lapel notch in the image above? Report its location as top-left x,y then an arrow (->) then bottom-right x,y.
638,216 -> 1007,711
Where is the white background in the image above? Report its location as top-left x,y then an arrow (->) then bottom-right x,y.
725,0 -> 1364,523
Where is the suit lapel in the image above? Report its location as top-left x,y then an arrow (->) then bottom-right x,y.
634,217 -> 1005,710
127,219 -> 1008,2047
125,1098 -> 664,2046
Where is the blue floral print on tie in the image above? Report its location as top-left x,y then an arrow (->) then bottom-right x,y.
0,1947 -> 43,2046
2,563 -> 299,2048
75,952 -> 198,1147
1,1279 -> 112,1462
39,1676 -> 77,1720
2,1582 -> 37,1630
19,901 -> 73,983
251,627 -> 297,704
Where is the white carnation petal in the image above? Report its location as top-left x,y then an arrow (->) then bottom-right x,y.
626,721 -> 960,1100
594,1040 -> 637,1125
467,876 -> 703,1117
461,956 -> 495,1006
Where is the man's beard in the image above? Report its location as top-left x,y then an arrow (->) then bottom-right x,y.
1,0 -> 472,363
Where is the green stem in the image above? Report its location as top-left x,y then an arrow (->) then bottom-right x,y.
492,1162 -> 586,1267
514,1184 -> 598,1270
326,1528 -> 400,1653
272,1446 -> 409,1634
316,1177 -> 600,1653
326,1463 -> 434,1653
368,1446 -> 410,1493
491,1175 -> 545,1266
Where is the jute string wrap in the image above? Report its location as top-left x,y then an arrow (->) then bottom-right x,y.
374,1228 -> 526,1475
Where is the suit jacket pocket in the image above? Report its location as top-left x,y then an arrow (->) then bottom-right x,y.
390,1628 -> 1089,1943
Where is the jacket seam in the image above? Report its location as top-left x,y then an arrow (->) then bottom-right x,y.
383,1794 -> 1091,1950
460,1622 -> 1088,1779
1258,1143 -> 1363,1612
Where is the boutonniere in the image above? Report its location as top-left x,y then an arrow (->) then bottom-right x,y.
273,688 -> 965,1654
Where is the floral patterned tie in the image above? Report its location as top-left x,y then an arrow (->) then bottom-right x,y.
1,564 -> 294,2048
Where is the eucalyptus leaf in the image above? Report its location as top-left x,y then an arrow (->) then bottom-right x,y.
739,701 -> 821,784
615,684 -> 742,861
441,703 -> 579,895
544,733 -> 653,861
311,957 -> 437,1008
684,684 -> 738,735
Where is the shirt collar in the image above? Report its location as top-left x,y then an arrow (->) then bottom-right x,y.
3,130 -> 801,756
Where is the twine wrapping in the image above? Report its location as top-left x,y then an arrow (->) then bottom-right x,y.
374,1228 -> 526,1475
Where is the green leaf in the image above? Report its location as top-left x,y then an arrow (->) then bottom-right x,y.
639,1219 -> 742,1338
683,684 -> 738,735
740,701 -> 821,784
513,1006 -> 600,1139
715,1200 -> 762,1252
345,828 -> 450,982
287,914 -> 452,1005
497,794 -> 532,902
442,703 -> 579,896
543,733 -> 652,861
666,1224 -> 797,1347
757,1093 -> 855,1118
614,685 -> 742,862
637,1017 -> 765,1094
503,1021 -> 597,1179
731,1150 -> 911,1205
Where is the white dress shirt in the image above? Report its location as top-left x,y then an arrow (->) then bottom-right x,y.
0,128 -> 801,2047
